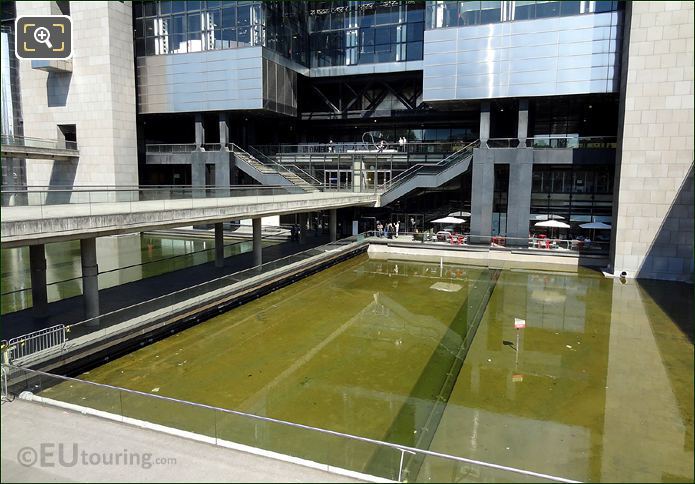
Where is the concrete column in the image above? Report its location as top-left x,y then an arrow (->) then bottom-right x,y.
195,113 -> 205,149
299,213 -> 308,243
517,98 -> 529,147
219,112 -> 230,147
214,152 -> 231,197
29,244 -> 48,318
470,149 -> 494,243
480,101 -> 491,146
352,156 -> 363,193
191,151 -> 206,197
506,153 -> 534,244
214,223 -> 225,268
80,238 -> 100,321
329,209 -> 337,242
252,218 -> 262,267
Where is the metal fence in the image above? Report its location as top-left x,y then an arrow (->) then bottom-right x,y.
4,364 -> 580,483
1,134 -> 78,151
253,141 -> 474,156
5,325 -> 66,365
485,136 -> 617,149
0,184 -> 295,207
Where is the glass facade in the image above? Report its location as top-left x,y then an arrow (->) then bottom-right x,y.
133,1 -> 308,65
426,0 -> 619,29
530,164 -> 614,228
133,1 -> 425,67
308,1 -> 425,67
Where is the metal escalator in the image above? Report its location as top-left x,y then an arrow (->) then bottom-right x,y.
229,143 -> 321,193
378,140 -> 479,206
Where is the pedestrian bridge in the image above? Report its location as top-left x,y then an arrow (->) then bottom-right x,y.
1,186 -> 377,248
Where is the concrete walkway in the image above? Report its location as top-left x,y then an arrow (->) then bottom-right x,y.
0,399 -> 362,483
2,234 -> 331,340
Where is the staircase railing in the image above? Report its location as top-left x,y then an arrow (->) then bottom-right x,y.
245,145 -> 322,187
229,143 -> 321,189
379,140 -> 479,193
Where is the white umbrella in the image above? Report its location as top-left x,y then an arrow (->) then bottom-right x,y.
579,222 -> 611,229
535,220 -> 570,228
580,221 -> 611,243
448,211 -> 471,217
431,216 -> 466,224
534,219 -> 570,241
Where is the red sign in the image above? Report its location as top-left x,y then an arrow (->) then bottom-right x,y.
514,318 -> 526,329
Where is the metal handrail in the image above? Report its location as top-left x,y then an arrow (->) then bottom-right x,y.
1,134 -> 78,151
485,136 -> 617,149
145,143 -> 198,153
253,141 -> 475,155
0,185 -> 295,207
245,145 -> 322,186
0,225 -> 289,299
229,143 -> 322,188
379,140 -> 479,192
5,364 -> 580,483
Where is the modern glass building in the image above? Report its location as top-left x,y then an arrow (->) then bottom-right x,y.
5,0 -> 694,281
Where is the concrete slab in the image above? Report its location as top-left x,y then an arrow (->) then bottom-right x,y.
1,399 -> 363,483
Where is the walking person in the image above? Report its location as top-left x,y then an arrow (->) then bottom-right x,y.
395,220 -> 400,238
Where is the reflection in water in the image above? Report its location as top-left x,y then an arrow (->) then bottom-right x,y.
42,256 -> 693,482
1,233 -> 273,314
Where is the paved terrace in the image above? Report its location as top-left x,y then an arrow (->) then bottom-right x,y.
1,190 -> 378,248
1,399 -> 361,483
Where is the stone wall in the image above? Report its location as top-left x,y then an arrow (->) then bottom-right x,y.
610,1 -> 694,281
17,1 -> 138,187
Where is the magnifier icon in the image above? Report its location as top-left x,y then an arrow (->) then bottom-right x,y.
34,27 -> 53,49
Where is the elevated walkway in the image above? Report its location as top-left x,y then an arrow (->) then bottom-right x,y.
378,141 -> 478,207
1,189 -> 377,248
1,135 -> 79,160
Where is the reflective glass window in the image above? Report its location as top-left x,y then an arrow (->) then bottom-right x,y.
237,5 -> 251,27
535,1 -> 561,18
187,1 -> 201,11
479,1 -> 501,23
143,2 -> 156,17
171,1 -> 186,14
160,1 -> 173,15
171,14 -> 185,36
221,5 -> 236,28
188,12 -> 201,32
560,1 -> 581,16
514,0 -> 535,20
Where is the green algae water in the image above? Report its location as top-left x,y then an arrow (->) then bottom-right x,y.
41,254 -> 694,482
1,233 -> 275,314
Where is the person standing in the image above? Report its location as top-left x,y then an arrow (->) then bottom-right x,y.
395,220 -> 400,238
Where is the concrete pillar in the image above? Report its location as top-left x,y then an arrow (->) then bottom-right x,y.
195,113 -> 205,149
506,154 -> 534,244
191,151 -> 206,197
517,98 -> 529,147
29,244 -> 48,318
352,156 -> 363,193
480,101 -> 491,146
252,218 -> 262,267
299,213 -> 308,243
214,223 -> 225,268
80,238 -> 100,321
329,209 -> 337,242
470,149 -> 494,243
214,152 -> 231,197
219,112 -> 230,147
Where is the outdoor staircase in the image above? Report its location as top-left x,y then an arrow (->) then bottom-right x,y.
378,141 -> 479,207
230,144 -> 320,193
